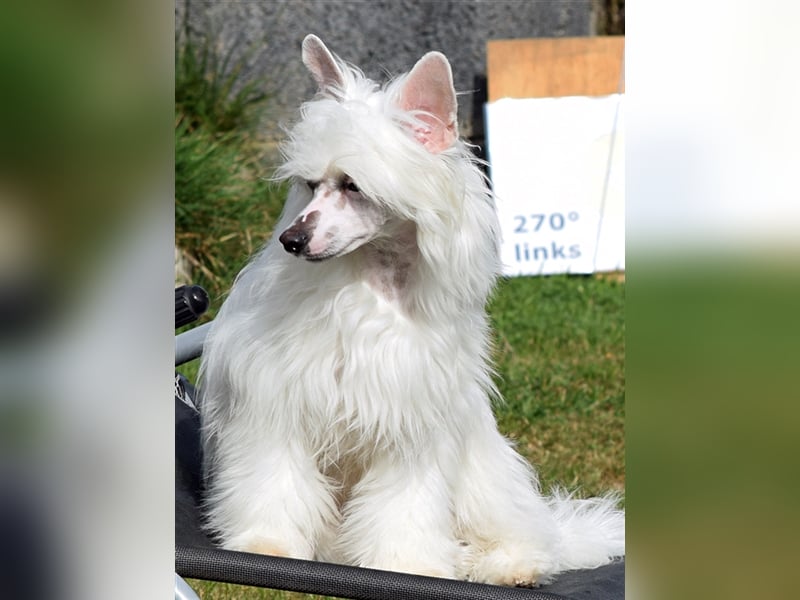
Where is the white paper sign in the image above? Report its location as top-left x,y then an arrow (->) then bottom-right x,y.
485,94 -> 625,276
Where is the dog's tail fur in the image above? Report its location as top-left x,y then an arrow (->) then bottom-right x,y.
548,488 -> 625,573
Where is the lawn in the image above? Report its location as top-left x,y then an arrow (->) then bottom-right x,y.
489,273 -> 625,495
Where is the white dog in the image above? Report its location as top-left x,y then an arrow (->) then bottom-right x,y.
199,35 -> 624,586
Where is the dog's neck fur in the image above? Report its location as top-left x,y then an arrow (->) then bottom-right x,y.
359,220 -> 419,305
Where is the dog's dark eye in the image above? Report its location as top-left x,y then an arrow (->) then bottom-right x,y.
306,179 -> 320,191
345,181 -> 360,193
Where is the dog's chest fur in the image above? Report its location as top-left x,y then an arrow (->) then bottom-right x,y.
262,245 -> 449,438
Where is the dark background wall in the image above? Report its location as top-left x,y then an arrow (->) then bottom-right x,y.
176,1 -> 615,142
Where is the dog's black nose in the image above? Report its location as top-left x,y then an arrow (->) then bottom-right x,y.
279,228 -> 309,255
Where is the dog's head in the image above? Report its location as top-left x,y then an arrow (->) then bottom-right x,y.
276,35 -> 460,262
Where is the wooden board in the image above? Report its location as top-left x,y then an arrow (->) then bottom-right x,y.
487,37 -> 625,101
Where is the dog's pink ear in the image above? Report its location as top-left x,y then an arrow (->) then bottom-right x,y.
398,52 -> 458,153
302,34 -> 345,94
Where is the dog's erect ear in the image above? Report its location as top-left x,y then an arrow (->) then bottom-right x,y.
398,52 -> 458,153
302,34 -> 345,94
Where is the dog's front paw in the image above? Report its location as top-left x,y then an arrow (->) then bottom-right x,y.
226,533 -> 313,560
376,561 -> 454,580
465,544 -> 553,587
241,537 -> 292,558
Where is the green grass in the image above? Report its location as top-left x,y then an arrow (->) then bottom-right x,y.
185,582 -> 327,600
489,274 -> 625,495
175,0 -> 281,304
174,117 -> 286,304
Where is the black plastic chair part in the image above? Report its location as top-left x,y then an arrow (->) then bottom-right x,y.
176,545 -> 578,600
175,285 -> 209,329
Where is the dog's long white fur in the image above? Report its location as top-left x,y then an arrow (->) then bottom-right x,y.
199,35 -> 623,586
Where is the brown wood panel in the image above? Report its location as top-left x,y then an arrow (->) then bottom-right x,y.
487,37 -> 625,101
